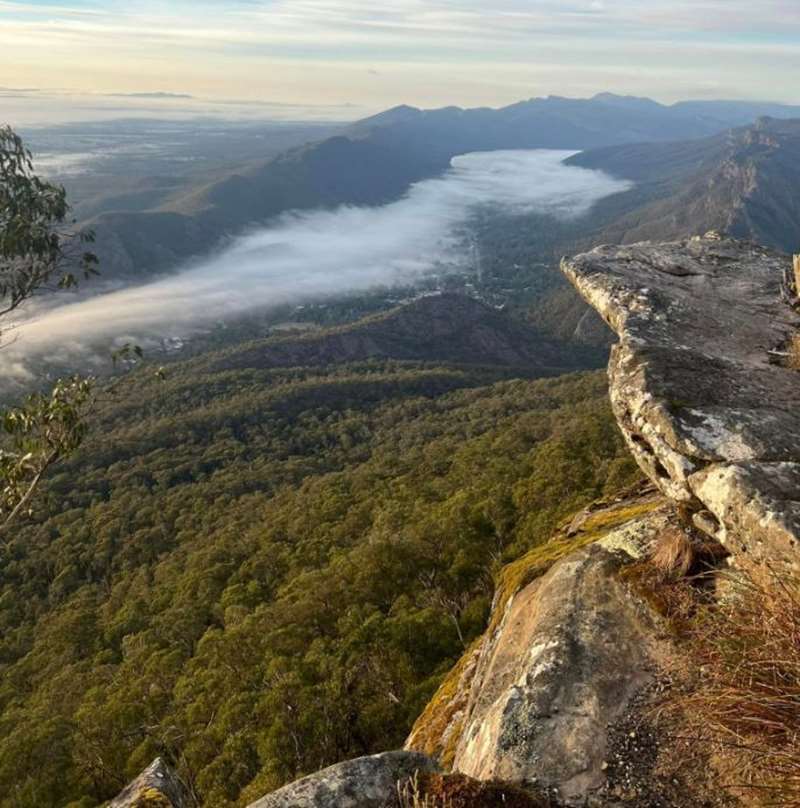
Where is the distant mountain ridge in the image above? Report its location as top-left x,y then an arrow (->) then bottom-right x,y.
87,93 -> 800,279
569,116 -> 800,251
352,93 -> 800,144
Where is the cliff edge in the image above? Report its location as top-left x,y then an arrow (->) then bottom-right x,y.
562,233 -> 800,566
404,234 -> 800,806
114,234 -> 800,807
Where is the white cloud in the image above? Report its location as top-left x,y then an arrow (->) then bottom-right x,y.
1,150 -> 630,380
1,0 -> 799,118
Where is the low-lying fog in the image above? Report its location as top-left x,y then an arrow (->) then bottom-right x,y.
3,150 -> 630,382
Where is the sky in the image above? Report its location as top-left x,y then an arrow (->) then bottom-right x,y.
1,0 -> 800,124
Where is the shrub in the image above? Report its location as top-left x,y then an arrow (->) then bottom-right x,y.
397,771 -> 550,808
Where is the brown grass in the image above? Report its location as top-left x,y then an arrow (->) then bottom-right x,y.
650,526 -> 696,578
621,560 -> 701,638
789,334 -> 800,370
398,771 -> 452,808
397,772 -> 551,808
678,565 -> 800,805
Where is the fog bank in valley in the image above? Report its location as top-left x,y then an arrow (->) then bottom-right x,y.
4,150 -> 630,381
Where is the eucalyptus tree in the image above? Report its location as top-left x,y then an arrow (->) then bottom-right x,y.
0,126 -> 99,532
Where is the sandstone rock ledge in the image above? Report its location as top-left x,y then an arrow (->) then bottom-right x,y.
407,489 -> 684,806
562,234 -> 800,565
247,750 -> 439,808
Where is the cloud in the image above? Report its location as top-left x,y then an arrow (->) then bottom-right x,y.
2,150 -> 629,381
104,91 -> 195,99
1,0 -> 799,121
1,90 -> 363,126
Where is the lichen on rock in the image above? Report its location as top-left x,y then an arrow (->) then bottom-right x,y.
450,514 -> 671,804
562,234 -> 800,565
107,758 -> 189,808
406,489 -> 676,805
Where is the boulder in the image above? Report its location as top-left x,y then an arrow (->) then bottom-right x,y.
108,758 -> 189,808
406,490 -> 678,805
450,511 -> 670,805
562,234 -> 800,565
247,750 -> 439,808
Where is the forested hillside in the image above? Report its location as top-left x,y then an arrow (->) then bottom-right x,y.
568,116 -> 800,252
209,294 -> 601,374
86,96 -> 800,281
0,346 -> 638,807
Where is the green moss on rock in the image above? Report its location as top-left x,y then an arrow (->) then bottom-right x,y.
407,489 -> 664,767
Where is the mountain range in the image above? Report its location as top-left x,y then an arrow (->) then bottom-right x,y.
569,115 -> 800,252
86,94 -> 800,280
7,91 -> 800,808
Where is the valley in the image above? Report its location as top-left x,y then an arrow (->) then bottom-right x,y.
0,148 -> 627,389
2,79 -> 800,808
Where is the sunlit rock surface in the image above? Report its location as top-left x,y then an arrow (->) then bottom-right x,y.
246,750 -> 438,808
406,490 -> 684,805
451,512 -> 669,803
108,758 -> 189,808
563,234 -> 800,564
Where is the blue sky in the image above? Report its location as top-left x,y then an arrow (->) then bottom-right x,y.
1,0 -> 799,123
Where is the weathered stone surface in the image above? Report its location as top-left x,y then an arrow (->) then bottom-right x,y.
108,758 -> 189,807
562,234 -> 800,564
442,503 -> 672,805
247,750 -> 438,808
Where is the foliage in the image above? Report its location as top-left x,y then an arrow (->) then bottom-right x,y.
0,126 -> 97,320
0,127 -> 101,534
0,358 -> 638,807
0,376 -> 94,535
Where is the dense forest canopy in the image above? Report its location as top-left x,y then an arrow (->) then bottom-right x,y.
0,125 -> 641,808
0,354 -> 638,807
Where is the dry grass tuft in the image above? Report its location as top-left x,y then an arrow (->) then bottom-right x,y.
397,772 -> 451,808
621,560 -> 701,638
789,334 -> 800,370
650,526 -> 696,578
397,771 -> 551,808
678,565 -> 800,805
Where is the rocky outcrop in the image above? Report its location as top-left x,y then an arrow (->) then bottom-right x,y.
108,758 -> 189,808
452,538 -> 666,803
114,236 -> 798,808
246,750 -> 439,808
407,489 -> 682,805
562,234 -> 800,566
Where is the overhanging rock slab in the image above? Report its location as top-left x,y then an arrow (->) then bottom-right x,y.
562,234 -> 800,564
